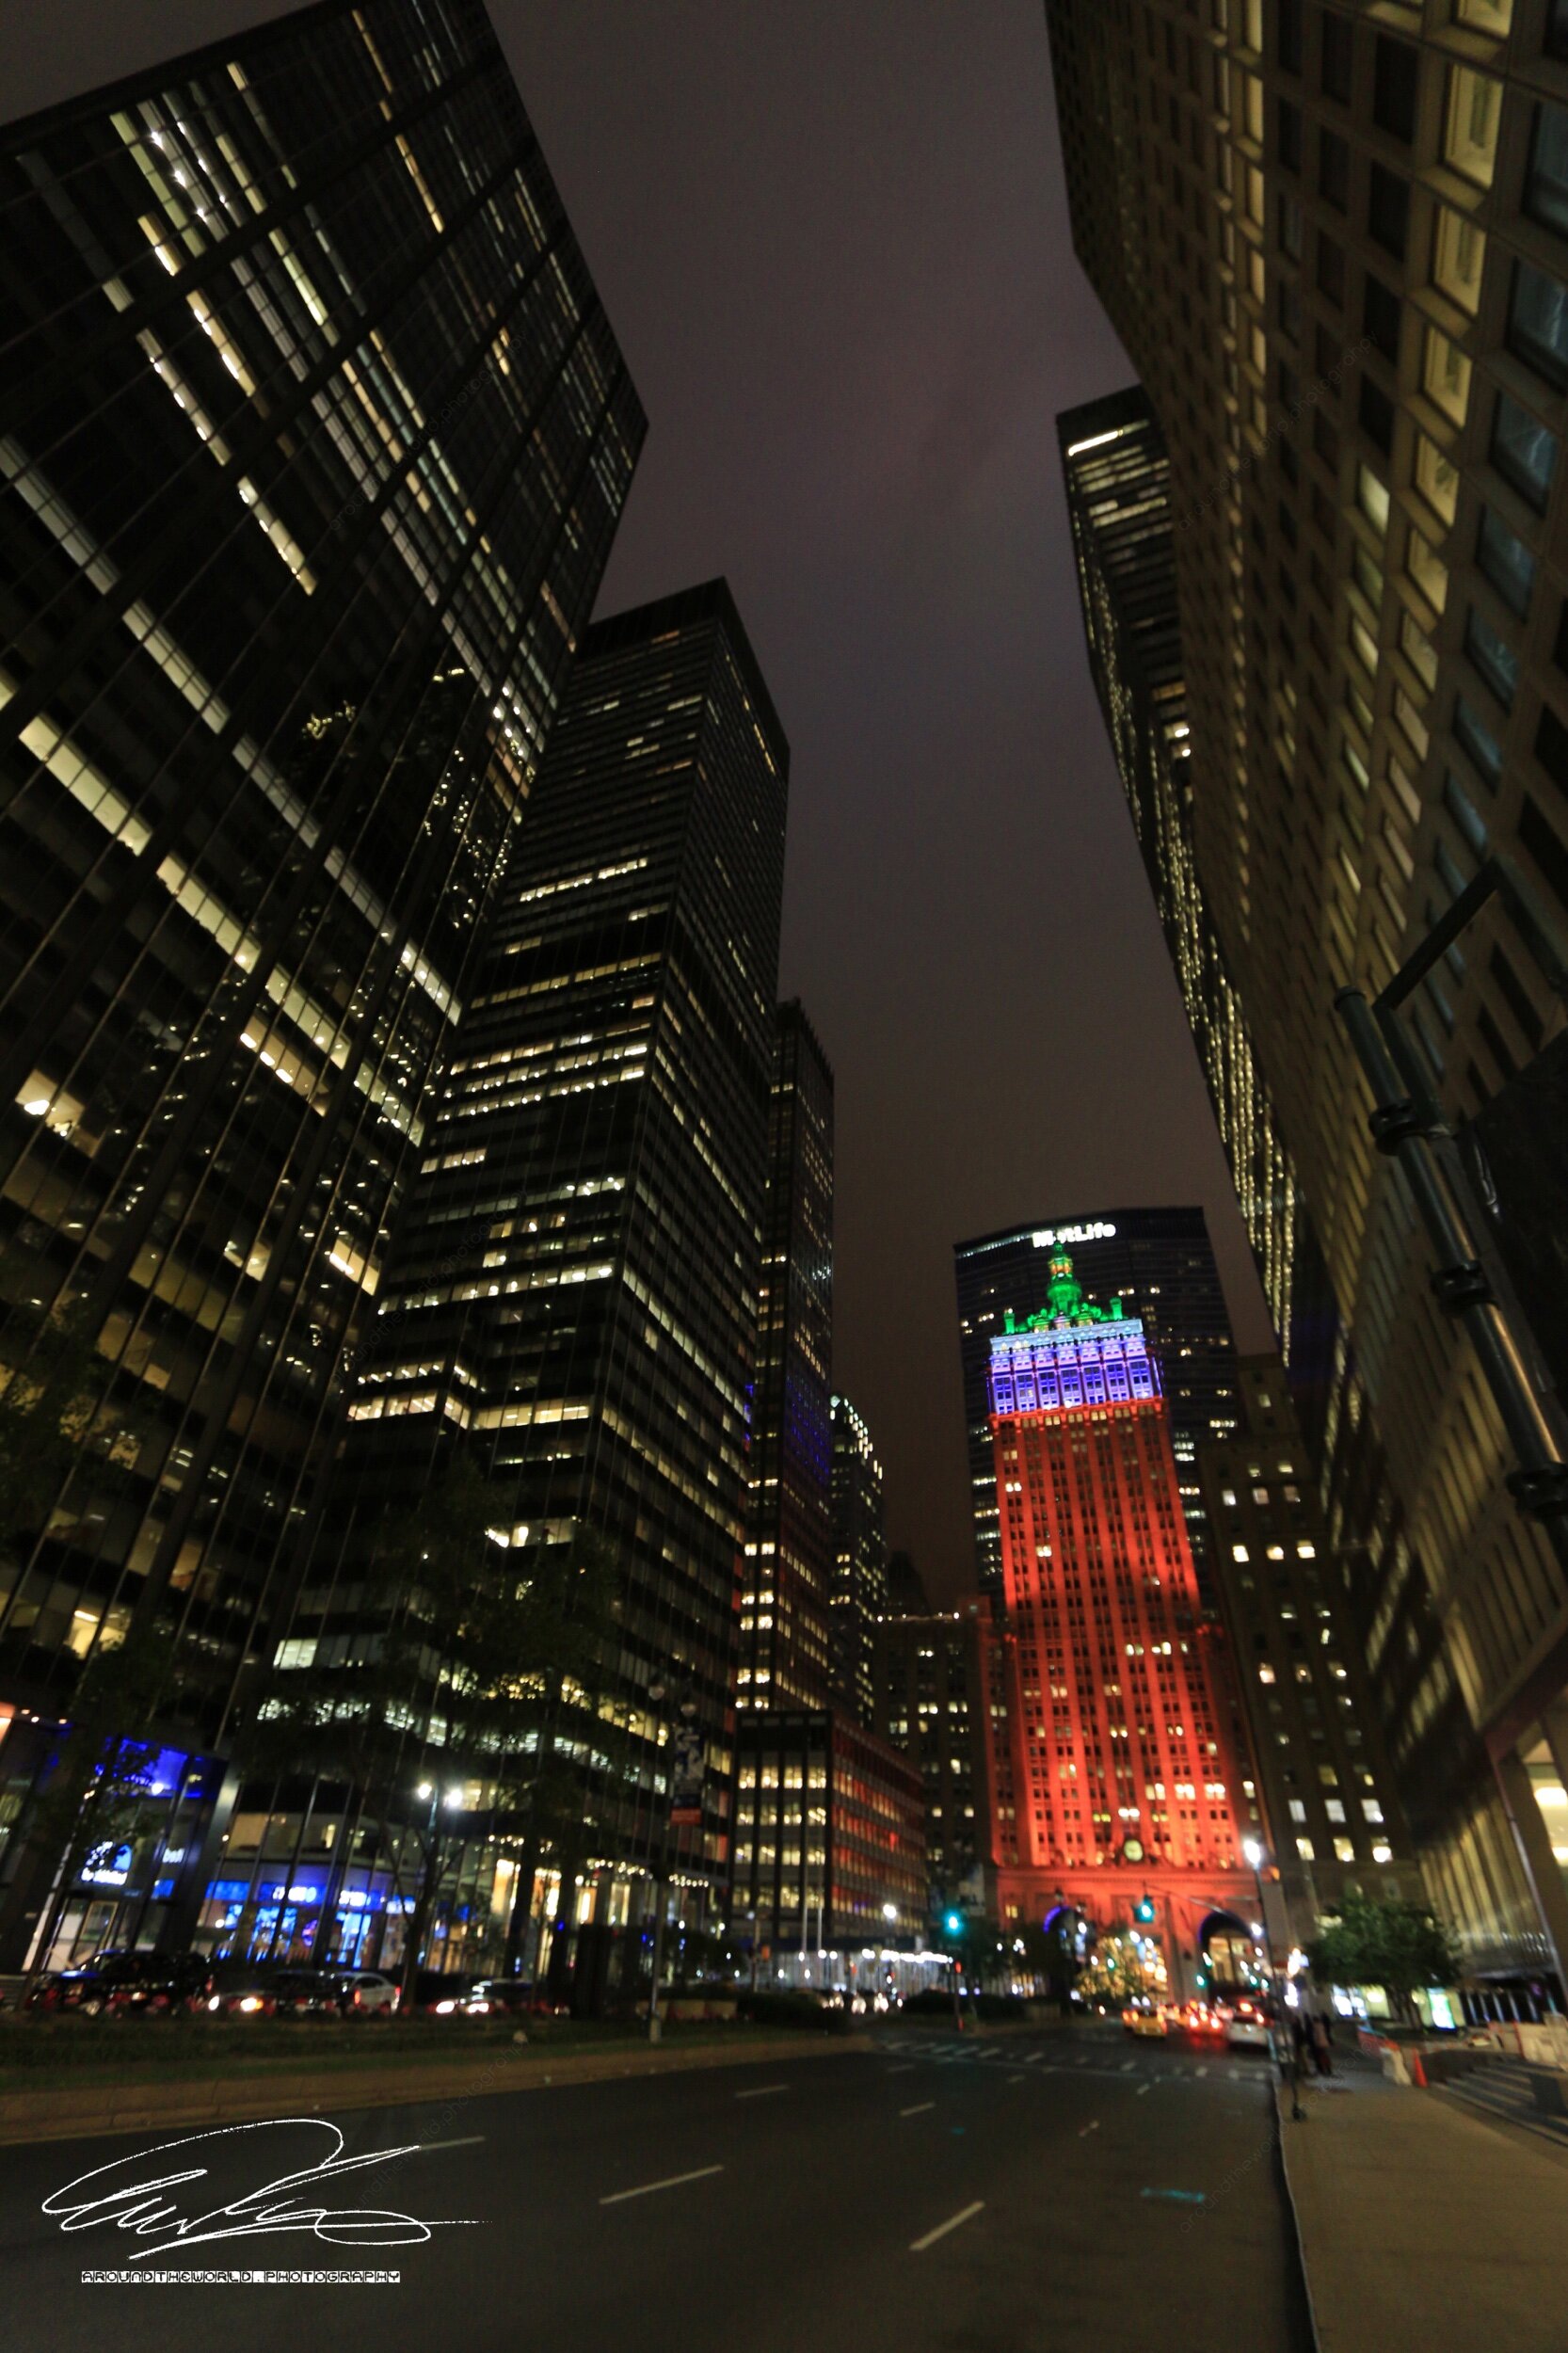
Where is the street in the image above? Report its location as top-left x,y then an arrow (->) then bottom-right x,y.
1,2027 -> 1315,2351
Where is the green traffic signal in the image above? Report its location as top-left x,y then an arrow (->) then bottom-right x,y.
944,1912 -> 963,1936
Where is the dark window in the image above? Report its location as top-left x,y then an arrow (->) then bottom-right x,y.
1278,500 -> 1299,549
1526,105 -> 1568,240
1279,99 -> 1303,173
1490,946 -> 1544,1052
1358,375 -> 1394,455
1508,261 -> 1568,392
1316,323 -> 1341,381
1280,437 -> 1299,486
1372,38 -> 1418,145
1536,699 -> 1568,789
1320,128 -> 1350,209
1549,1 -> 1568,63
1279,358 -> 1300,412
1314,411 -> 1339,471
1279,194 -> 1304,260
1555,600 -> 1568,676
1490,392 -> 1559,513
1312,484 -> 1336,541
1318,232 -> 1346,307
1368,164 -> 1410,259
1477,1005 -> 1518,1082
1363,274 -> 1401,363
1444,771 -> 1489,859
1453,695 -> 1503,785
1279,0 -> 1303,73
1321,13 -> 1353,104
1477,506 -> 1538,617
1279,277 -> 1303,343
1464,607 -> 1520,708
1520,792 -> 1568,918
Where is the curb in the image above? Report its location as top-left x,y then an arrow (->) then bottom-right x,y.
0,2030 -> 872,2148
1272,2078 -> 1322,2352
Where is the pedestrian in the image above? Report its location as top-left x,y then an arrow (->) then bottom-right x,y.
1309,2008 -> 1333,2076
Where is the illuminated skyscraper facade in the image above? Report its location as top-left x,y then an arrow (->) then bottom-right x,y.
955,1208 -> 1238,1599
1047,0 -> 1568,1990
829,1391 -> 888,1725
984,1254 -> 1251,1977
1059,388 -> 1311,1364
311,579 -> 788,1915
0,0 -> 641,1963
739,1001 -> 835,1713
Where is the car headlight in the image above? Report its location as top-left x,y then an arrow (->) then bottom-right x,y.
238,1995 -> 264,2013
208,1995 -> 221,2011
435,1998 -> 455,2013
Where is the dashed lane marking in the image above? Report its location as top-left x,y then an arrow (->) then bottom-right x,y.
909,2201 -> 984,2253
600,2165 -> 724,2206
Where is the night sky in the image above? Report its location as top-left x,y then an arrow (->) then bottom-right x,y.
1,1 -> 1272,1598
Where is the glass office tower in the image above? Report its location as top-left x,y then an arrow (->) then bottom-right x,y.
314,579 -> 789,1927
0,0 -> 642,1963
739,1000 -> 836,1714
829,1391 -> 888,1725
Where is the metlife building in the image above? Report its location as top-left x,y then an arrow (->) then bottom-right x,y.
953,1208 -> 1239,1598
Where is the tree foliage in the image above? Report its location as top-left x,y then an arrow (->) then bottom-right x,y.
1306,1891 -> 1460,2018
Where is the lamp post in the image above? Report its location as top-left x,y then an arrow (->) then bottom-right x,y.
646,1679 -> 699,2041
1245,1837 -> 1303,2121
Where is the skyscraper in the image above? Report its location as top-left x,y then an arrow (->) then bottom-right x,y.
1059,388 -> 1306,1358
1198,1356 -> 1419,1945
739,1001 -> 835,1713
872,1595 -> 997,1917
954,1208 -> 1239,1598
982,1251 -> 1251,1990
290,579 -> 788,1938
1048,0 -> 1568,1993
829,1391 -> 888,1725
0,0 -> 641,1965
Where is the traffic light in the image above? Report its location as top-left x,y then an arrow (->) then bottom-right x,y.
944,1911 -> 964,1937
1134,1895 -> 1157,1926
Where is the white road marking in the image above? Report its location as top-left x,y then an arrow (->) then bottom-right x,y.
420,2135 -> 488,2152
900,2101 -> 936,2118
887,2064 -> 917,2075
1079,2120 -> 1099,2137
600,2165 -> 724,2206
1192,2064 -> 1209,2077
1120,2060 -> 1136,2072
1007,2073 -> 1026,2084
734,2084 -> 788,2100
909,2201 -> 985,2253
1136,2083 -> 1153,2097
1023,2050 -> 1047,2064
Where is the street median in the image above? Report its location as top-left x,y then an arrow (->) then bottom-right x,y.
0,2027 -> 872,2148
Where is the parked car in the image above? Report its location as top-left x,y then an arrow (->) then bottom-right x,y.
262,1965 -> 339,2016
327,1967 -> 400,2016
468,1977 -> 534,2017
1122,2003 -> 1166,2038
30,1950 -> 211,2017
197,1958 -> 280,2018
407,1969 -> 490,2017
1224,1995 -> 1272,2052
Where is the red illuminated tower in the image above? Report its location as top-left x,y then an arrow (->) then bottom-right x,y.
984,1255 -> 1255,1989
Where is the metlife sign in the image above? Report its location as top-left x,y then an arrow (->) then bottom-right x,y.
1031,1220 -> 1116,1250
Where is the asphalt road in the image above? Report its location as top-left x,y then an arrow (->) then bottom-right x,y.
1,2025 -> 1314,2352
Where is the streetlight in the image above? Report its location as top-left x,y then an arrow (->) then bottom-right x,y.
1245,1837 -> 1302,2121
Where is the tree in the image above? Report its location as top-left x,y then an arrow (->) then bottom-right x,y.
1077,1920 -> 1160,2008
1307,1891 -> 1460,2023
242,1465 -> 623,1996
20,1622 -> 175,1992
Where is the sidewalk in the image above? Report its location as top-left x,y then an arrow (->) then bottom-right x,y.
1277,2059 -> 1568,2353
